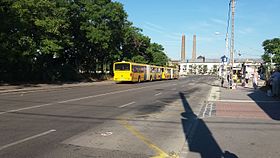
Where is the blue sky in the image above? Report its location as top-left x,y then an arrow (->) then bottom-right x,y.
115,0 -> 280,60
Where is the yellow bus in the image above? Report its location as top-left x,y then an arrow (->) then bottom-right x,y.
113,61 -> 178,82
151,65 -> 163,80
171,68 -> 179,79
113,61 -> 149,82
160,67 -> 172,80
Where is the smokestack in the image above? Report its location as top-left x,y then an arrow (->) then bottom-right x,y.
192,35 -> 196,61
181,35 -> 186,62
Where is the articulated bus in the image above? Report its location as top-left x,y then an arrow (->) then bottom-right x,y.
171,68 -> 179,79
113,61 -> 147,82
113,61 -> 178,83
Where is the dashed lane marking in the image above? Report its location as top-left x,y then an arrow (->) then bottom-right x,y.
154,92 -> 162,96
0,81 -> 189,115
0,103 -> 53,115
118,101 -> 136,108
0,84 -> 161,115
0,129 -> 56,151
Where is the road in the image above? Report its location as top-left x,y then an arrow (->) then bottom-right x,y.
0,76 -> 217,158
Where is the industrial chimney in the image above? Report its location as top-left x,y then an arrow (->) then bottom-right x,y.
181,35 -> 186,62
192,35 -> 196,62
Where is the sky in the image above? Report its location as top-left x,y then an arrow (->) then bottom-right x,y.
115,0 -> 280,60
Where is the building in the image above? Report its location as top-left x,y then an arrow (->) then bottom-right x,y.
174,58 -> 263,76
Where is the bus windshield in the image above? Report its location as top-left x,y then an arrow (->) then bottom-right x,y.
115,63 -> 130,71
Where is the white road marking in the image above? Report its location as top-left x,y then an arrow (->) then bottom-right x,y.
207,86 -> 220,101
0,103 -> 53,115
217,99 -> 280,103
202,103 -> 208,118
0,86 -> 149,115
0,81 -> 189,115
0,129 -> 56,151
154,92 -> 162,96
209,102 -> 213,117
188,83 -> 195,86
118,101 -> 136,108
0,89 -> 55,96
155,100 -> 169,105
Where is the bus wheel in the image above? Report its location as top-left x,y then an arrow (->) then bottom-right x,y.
138,76 -> 141,83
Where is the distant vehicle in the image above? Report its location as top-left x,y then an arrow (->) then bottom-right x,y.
113,61 -> 178,83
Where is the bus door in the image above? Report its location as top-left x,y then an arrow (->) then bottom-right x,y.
161,68 -> 165,79
171,68 -> 174,79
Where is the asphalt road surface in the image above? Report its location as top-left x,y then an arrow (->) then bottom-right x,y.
0,75 -> 217,158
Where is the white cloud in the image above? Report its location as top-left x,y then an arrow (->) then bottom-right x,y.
238,27 -> 254,35
143,22 -> 165,34
165,33 -> 182,40
196,36 -> 215,42
210,18 -> 227,26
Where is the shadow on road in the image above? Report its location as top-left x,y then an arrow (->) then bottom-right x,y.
248,90 -> 280,121
179,92 -> 238,158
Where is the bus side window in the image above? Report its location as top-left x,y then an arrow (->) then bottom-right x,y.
133,65 -> 137,72
140,66 -> 144,73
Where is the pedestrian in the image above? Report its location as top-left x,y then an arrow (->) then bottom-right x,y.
253,69 -> 258,89
245,71 -> 250,87
221,77 -> 224,87
270,69 -> 280,96
227,73 -> 230,87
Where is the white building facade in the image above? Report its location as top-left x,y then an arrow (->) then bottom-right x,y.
178,59 -> 262,77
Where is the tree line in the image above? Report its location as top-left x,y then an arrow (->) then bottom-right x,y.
0,0 -> 169,82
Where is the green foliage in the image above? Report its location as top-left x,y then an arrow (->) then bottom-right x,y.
0,0 -> 170,82
262,38 -> 280,65
147,43 -> 168,66
203,65 -> 208,74
132,55 -> 147,64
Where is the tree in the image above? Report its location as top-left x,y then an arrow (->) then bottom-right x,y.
0,0 -> 72,81
203,65 -> 208,74
212,65 -> 218,75
120,22 -> 151,63
132,55 -> 147,64
0,0 -> 170,82
192,64 -> 197,75
262,38 -> 280,67
198,65 -> 203,74
147,43 -> 168,66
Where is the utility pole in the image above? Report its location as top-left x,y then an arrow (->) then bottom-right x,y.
230,0 -> 235,88
230,0 -> 235,67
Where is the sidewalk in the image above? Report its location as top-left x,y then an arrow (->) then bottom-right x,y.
0,80 -> 114,94
217,85 -> 280,119
184,81 -> 280,158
